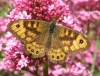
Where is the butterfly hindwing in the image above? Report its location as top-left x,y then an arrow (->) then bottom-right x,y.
24,31 -> 48,58
7,19 -> 49,43
56,25 -> 91,53
47,32 -> 67,64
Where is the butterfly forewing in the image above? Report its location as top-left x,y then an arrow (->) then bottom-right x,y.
56,25 -> 91,54
7,19 -> 49,43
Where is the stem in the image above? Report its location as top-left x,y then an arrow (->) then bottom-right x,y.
90,40 -> 99,75
71,54 -> 75,62
90,48 -> 97,74
43,59 -> 48,76
34,66 -> 38,76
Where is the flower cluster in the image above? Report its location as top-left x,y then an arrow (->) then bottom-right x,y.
1,0 -> 100,76
49,62 -> 92,76
65,0 -> 100,36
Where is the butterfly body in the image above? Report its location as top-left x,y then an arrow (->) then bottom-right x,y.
49,20 -> 56,33
8,19 -> 90,64
45,20 -> 56,49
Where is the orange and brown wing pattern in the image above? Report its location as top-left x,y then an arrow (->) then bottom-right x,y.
56,25 -> 91,54
24,31 -> 48,58
47,33 -> 67,64
7,19 -> 49,43
8,19 -> 91,64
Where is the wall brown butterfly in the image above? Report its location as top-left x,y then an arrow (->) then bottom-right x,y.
7,19 -> 91,64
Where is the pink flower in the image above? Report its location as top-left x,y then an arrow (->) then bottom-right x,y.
7,0 -> 80,31
66,0 -> 100,34
22,72 -> 33,76
16,54 -> 30,70
66,62 -> 92,76
49,62 -> 92,76
0,60 -> 8,70
96,49 -> 100,68
0,18 -> 7,32
7,9 -> 32,21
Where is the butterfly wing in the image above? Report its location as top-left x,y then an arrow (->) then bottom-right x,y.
8,19 -> 49,58
24,31 -> 49,58
56,25 -> 91,54
47,32 -> 67,64
8,19 -> 49,43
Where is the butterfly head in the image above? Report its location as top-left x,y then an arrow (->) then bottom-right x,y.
49,20 -> 57,33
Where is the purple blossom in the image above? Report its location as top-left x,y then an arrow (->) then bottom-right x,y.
7,0 -> 80,31
0,18 -> 7,32
65,0 -> 100,34
49,62 -> 92,76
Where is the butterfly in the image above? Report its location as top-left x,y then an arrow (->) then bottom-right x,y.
7,19 -> 91,64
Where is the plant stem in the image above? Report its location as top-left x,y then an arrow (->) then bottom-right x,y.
34,65 -> 38,76
90,48 -> 97,75
90,40 -> 99,75
33,61 -> 39,76
43,59 -> 48,76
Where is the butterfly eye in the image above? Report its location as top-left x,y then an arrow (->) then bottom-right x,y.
52,55 -> 54,58
31,49 -> 34,52
36,51 -> 39,54
16,24 -> 20,28
79,39 -> 83,44
28,47 -> 31,49
61,55 -> 63,57
41,49 -> 44,53
57,56 -> 59,59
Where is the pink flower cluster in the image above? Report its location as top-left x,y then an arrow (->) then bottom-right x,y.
49,62 -> 92,76
0,18 -> 7,32
67,0 -> 100,23
7,0 -> 81,31
1,0 -> 100,76
65,0 -> 100,34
